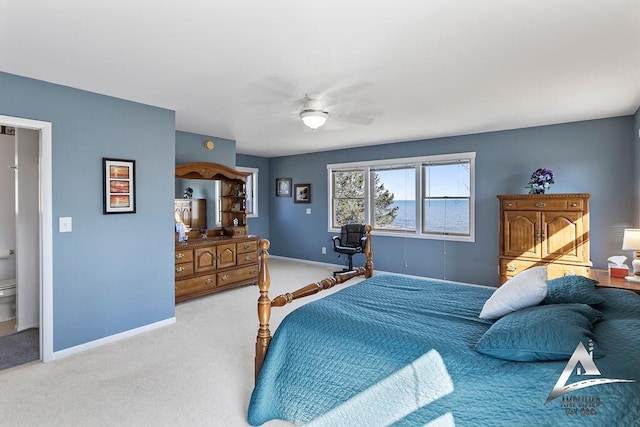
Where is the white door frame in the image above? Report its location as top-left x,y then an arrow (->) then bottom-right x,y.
0,115 -> 53,362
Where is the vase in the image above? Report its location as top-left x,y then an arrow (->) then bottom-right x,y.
529,189 -> 545,195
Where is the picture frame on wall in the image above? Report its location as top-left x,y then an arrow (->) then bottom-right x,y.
103,158 -> 136,214
275,178 -> 292,197
294,183 -> 311,203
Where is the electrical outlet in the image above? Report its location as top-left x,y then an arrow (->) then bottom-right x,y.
322,247 -> 326,255
59,217 -> 72,233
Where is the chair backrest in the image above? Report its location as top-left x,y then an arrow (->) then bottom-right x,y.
340,223 -> 366,249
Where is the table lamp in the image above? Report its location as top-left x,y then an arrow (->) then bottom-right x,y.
622,228 -> 640,282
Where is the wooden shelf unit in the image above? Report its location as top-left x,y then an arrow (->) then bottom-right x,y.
174,236 -> 259,303
174,162 -> 256,303
498,194 -> 592,284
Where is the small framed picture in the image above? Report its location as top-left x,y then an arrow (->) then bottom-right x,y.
294,183 -> 311,204
103,158 -> 136,214
275,178 -> 292,197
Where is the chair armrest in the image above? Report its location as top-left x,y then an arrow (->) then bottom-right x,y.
359,236 -> 367,249
332,235 -> 341,250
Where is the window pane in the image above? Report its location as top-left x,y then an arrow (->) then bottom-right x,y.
372,168 -> 414,231
424,163 -> 470,198
333,170 -> 365,227
334,170 -> 365,198
423,198 -> 469,235
334,199 -> 365,227
245,174 -> 253,215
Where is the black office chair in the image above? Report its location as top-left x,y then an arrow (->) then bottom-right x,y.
332,223 -> 367,276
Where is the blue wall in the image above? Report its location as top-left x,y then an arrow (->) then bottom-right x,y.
237,154 -> 270,239
0,72 -> 176,351
268,117 -> 635,286
175,130 -> 235,166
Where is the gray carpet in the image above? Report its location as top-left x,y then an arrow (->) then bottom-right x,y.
0,259 -> 350,426
0,328 -> 39,370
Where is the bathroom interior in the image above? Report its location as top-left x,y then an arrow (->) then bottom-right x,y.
0,125 -> 40,354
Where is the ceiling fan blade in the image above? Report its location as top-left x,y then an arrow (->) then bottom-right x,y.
331,113 -> 375,126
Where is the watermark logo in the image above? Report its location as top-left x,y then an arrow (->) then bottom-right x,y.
546,340 -> 634,404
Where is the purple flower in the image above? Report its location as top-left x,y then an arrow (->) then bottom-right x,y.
526,168 -> 554,194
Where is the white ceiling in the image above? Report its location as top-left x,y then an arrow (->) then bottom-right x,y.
1,1 -> 639,157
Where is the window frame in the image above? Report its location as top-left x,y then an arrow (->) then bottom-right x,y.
327,152 -> 475,242
237,166 -> 259,218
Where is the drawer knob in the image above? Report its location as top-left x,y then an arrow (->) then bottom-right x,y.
244,244 -> 251,249
250,269 -> 256,274
245,255 -> 252,261
176,266 -> 185,273
507,203 -> 513,207
221,274 -> 229,281
571,203 -> 577,207
175,253 -> 184,259
205,278 -> 213,285
506,265 -> 517,272
535,202 -> 546,208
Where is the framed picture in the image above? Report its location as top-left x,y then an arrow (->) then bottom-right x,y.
294,183 -> 311,203
103,158 -> 136,214
275,178 -> 292,197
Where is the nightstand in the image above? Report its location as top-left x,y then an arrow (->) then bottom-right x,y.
589,269 -> 640,294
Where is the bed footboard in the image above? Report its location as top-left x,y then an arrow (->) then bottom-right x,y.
255,225 -> 373,383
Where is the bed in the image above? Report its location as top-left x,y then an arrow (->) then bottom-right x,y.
249,228 -> 640,426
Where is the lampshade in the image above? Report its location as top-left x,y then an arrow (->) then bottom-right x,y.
300,110 -> 328,130
622,229 -> 640,250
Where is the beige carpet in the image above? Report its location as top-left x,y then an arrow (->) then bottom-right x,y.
0,257 -> 363,426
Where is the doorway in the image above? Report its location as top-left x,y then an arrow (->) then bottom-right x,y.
0,115 -> 53,363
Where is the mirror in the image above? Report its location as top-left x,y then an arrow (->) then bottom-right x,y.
175,178 -> 221,229
175,162 -> 250,237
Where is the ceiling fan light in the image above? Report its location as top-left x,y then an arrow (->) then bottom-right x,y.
300,110 -> 328,129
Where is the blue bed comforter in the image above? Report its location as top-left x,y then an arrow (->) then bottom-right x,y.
248,274 -> 640,426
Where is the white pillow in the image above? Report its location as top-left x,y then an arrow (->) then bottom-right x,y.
479,266 -> 548,319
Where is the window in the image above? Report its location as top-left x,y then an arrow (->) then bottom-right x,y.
237,166 -> 259,217
331,169 -> 365,228
423,161 -> 471,236
327,153 -> 475,242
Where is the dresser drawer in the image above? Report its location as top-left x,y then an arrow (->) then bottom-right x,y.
175,249 -> 193,264
237,240 -> 258,254
175,274 -> 216,298
174,263 -> 194,278
500,259 -> 590,283
546,264 -> 590,280
217,265 -> 259,286
501,198 -> 583,211
237,251 -> 258,265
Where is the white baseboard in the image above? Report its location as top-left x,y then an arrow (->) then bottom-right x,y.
16,322 -> 39,332
269,255 -> 343,270
51,317 -> 176,361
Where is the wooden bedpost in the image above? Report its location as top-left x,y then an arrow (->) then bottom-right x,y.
255,239 -> 271,384
364,224 -> 373,278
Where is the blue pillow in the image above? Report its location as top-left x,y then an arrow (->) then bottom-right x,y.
543,275 -> 604,305
475,303 -> 602,362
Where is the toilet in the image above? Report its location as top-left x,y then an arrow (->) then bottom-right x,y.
0,279 -> 16,322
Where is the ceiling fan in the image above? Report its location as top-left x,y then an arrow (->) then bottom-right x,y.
299,94 -> 329,130
295,91 -> 381,130
244,77 -> 382,130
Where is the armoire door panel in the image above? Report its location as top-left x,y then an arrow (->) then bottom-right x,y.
542,211 -> 583,262
503,211 -> 541,258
